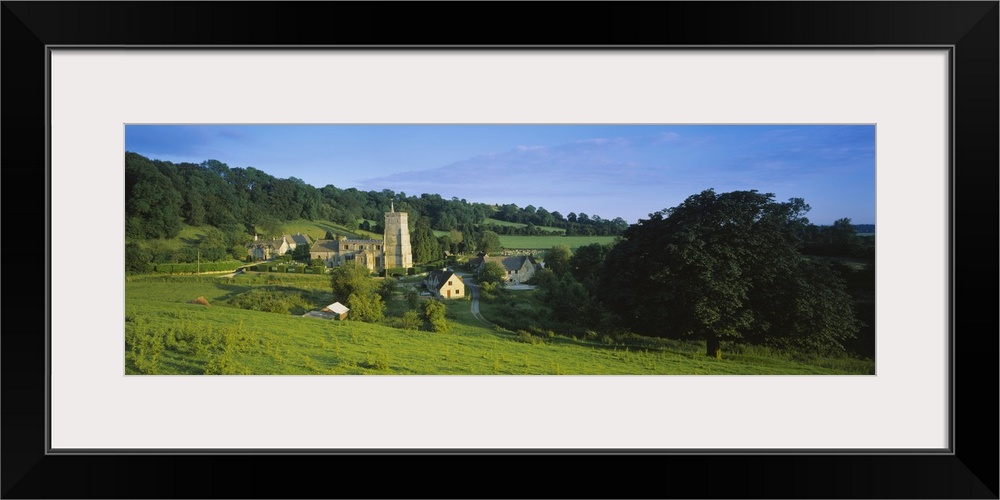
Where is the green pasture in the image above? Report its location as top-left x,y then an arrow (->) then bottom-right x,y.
124,274 -> 873,375
483,218 -> 566,234
499,235 -> 618,251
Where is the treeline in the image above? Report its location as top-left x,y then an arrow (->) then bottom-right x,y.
800,219 -> 876,259
125,151 -> 487,240
478,223 -> 563,237
488,203 -> 629,236
125,151 -> 626,245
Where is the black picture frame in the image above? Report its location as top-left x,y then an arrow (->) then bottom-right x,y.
3,2 -> 997,498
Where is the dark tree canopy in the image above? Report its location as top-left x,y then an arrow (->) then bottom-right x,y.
410,216 -> 439,264
543,244 -> 572,276
600,189 -> 858,357
125,152 -> 184,239
477,230 -> 502,255
569,241 -> 615,292
330,261 -> 376,303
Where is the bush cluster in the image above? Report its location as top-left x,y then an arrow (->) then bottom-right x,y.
151,260 -> 244,274
227,287 -> 316,315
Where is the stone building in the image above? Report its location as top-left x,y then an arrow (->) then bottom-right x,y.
308,203 -> 413,273
383,202 -> 413,270
247,235 -> 289,261
246,233 -> 312,261
310,236 -> 385,271
475,254 -> 539,285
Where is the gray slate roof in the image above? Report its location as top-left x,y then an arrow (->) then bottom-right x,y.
484,255 -> 530,272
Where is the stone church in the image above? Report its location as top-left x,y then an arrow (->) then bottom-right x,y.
310,203 -> 412,273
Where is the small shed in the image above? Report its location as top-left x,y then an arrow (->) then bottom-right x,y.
322,302 -> 350,320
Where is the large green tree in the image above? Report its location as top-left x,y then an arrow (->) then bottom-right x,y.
601,189 -> 858,358
330,261 -> 384,322
543,244 -> 572,276
477,230 -> 502,255
330,261 -> 371,301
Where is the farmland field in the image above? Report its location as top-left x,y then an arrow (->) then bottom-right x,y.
124,273 -> 874,375
499,235 -> 618,251
483,218 -> 566,234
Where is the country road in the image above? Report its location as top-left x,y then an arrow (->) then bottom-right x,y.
467,282 -> 492,326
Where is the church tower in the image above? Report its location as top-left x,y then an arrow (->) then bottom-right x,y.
383,201 -> 412,270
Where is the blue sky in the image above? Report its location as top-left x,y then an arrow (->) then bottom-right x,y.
125,124 -> 875,225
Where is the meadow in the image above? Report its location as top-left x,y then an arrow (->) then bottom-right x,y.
499,235 -> 618,251
125,273 -> 874,375
482,218 -> 566,233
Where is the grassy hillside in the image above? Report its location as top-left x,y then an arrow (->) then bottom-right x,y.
125,273 -> 874,375
273,219 -> 381,240
136,220 -> 378,257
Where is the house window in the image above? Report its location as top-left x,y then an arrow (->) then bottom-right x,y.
448,281 -> 452,286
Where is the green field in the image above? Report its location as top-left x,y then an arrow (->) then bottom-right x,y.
124,273 -> 874,375
483,218 -> 566,234
499,235 -> 618,251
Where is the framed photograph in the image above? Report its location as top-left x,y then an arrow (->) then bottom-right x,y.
4,2 -> 996,498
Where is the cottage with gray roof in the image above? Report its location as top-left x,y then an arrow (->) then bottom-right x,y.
423,269 -> 465,299
477,254 -> 539,285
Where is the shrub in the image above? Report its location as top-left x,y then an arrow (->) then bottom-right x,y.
125,317 -> 165,374
227,287 -> 313,315
405,288 -> 420,309
479,281 -> 499,300
401,310 -> 422,330
363,351 -> 390,371
424,300 -> 449,333
347,292 -> 385,323
516,330 -> 544,345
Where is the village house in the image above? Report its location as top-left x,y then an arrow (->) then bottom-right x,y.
247,232 -> 313,261
285,232 -> 313,252
476,254 -> 539,285
423,269 -> 465,299
246,235 -> 290,261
